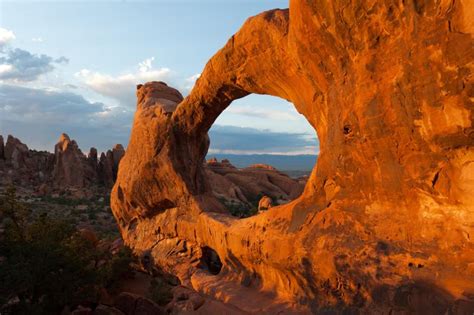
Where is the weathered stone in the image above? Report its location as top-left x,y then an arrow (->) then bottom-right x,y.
205,159 -> 304,206
4,135 -> 29,169
89,147 -> 98,164
112,144 -> 125,174
53,133 -> 96,188
111,1 -> 474,313
71,306 -> 93,315
0,135 -> 4,160
93,305 -> 124,315
98,151 -> 114,188
257,195 -> 272,211
114,292 -> 138,315
114,292 -> 165,315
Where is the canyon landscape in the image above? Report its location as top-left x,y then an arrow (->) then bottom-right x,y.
1,0 -> 474,314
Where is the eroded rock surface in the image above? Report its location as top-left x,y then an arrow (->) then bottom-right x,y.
0,133 -> 125,192
257,196 -> 272,211
53,133 -> 97,188
205,158 -> 305,209
5,135 -> 30,169
0,135 -> 4,160
111,1 -> 474,314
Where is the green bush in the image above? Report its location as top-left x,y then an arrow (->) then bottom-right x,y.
217,198 -> 257,218
101,246 -> 134,292
0,187 -> 134,314
148,278 -> 173,306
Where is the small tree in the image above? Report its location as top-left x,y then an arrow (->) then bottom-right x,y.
0,186 -> 134,314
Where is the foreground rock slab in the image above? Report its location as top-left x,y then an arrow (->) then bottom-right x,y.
111,1 -> 474,314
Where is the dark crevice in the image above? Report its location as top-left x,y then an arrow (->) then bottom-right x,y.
198,246 -> 222,275
343,125 -> 352,135
432,170 -> 440,188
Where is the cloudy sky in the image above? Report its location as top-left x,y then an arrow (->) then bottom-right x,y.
0,0 -> 318,155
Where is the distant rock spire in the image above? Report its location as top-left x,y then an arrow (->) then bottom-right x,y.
0,135 -> 4,160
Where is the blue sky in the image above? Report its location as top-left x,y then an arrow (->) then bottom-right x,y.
0,0 -> 318,155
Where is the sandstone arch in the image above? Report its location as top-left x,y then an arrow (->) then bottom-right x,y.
112,1 -> 474,313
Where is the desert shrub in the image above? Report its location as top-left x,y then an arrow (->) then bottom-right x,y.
0,187 -> 134,314
148,278 -> 173,306
88,211 -> 97,220
227,202 -> 257,218
100,246 -> 135,292
217,197 -> 257,218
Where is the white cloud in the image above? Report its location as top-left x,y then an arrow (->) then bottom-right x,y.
0,28 -> 15,48
31,37 -> 44,42
207,148 -> 318,155
226,106 -> 299,121
76,57 -> 173,107
0,64 -> 13,75
55,56 -> 69,64
209,125 -> 318,155
138,57 -> 154,72
0,47 -> 69,82
0,84 -> 133,152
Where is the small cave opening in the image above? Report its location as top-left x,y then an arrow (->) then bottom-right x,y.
199,246 -> 223,275
205,94 -> 318,218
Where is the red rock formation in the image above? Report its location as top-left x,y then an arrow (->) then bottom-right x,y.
112,144 -> 125,177
111,1 -> 474,313
207,159 -> 304,205
248,163 -> 277,171
257,195 -> 272,211
88,147 -> 98,165
98,151 -> 114,188
0,135 -> 4,160
205,159 -> 304,211
0,133 -> 125,193
4,135 -> 29,169
52,133 -> 96,188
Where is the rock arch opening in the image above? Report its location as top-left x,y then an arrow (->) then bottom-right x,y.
198,246 -> 222,275
204,94 -> 318,218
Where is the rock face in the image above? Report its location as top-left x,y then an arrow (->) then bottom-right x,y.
98,152 -> 114,188
257,196 -> 272,211
53,133 -> 97,188
112,144 -> 125,175
0,133 -> 125,192
5,135 -> 30,169
0,135 -> 4,160
111,2 -> 474,314
205,159 -> 304,208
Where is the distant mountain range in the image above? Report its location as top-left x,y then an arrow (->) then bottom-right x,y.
206,154 -> 317,173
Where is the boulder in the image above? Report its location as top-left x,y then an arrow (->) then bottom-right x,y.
37,183 -> 50,196
114,292 -> 165,315
78,228 -> 99,246
93,305 -> 124,315
168,286 -> 205,312
257,195 -> 272,211
71,306 -> 93,315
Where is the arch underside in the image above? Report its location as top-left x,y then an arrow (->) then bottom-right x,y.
111,1 -> 474,313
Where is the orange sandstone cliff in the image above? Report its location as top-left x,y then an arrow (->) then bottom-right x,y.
111,1 -> 474,313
